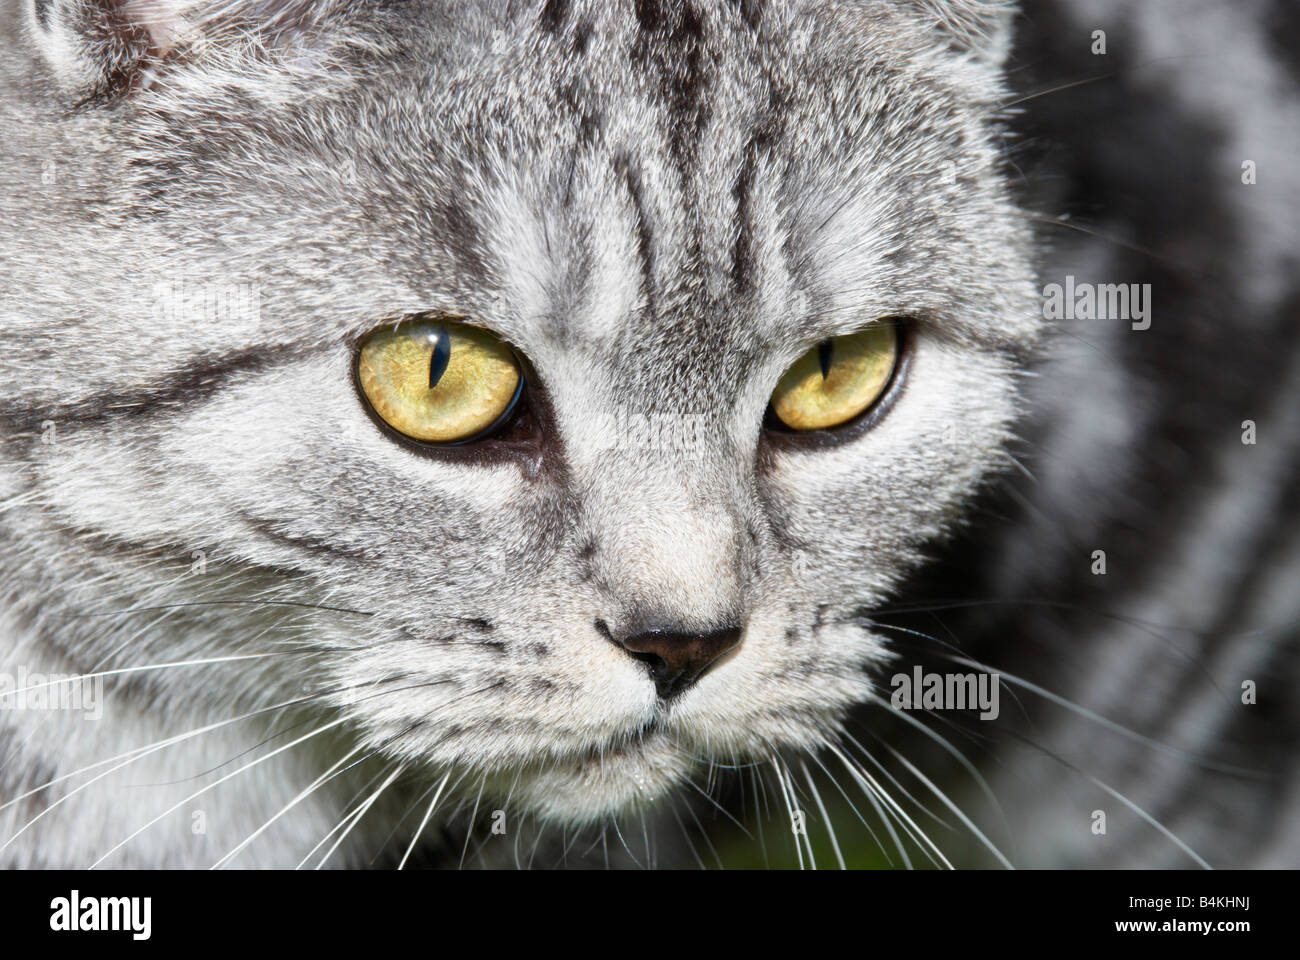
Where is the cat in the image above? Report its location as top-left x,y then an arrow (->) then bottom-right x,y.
0,0 -> 1294,869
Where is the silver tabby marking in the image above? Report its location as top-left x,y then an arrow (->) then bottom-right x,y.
0,0 -> 1295,868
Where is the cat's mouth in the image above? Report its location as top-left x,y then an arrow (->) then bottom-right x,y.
511,729 -> 692,823
552,715 -> 667,776
471,712 -> 704,824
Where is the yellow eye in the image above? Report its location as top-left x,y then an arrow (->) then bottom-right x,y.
356,318 -> 522,444
770,324 -> 900,431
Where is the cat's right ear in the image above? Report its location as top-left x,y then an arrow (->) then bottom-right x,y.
24,0 -> 336,102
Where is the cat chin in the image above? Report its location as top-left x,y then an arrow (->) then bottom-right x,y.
507,735 -> 693,825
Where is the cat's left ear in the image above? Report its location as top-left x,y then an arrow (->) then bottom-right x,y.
25,0 -> 338,100
902,0 -> 1017,66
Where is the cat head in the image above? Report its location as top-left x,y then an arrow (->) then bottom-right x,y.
8,0 -> 1038,825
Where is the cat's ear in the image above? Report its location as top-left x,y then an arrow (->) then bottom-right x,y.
902,0 -> 1017,66
24,0 -> 336,100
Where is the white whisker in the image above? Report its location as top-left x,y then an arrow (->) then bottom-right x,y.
398,770 -> 453,870
800,760 -> 845,870
313,766 -> 404,870
211,742 -> 369,870
87,716 -> 350,869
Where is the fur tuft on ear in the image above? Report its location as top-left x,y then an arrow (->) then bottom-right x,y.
902,0 -> 1018,65
25,0 -> 345,100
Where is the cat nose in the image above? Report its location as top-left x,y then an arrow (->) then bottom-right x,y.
602,622 -> 742,700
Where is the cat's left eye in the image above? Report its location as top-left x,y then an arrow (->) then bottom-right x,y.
356,317 -> 523,444
768,323 -> 900,432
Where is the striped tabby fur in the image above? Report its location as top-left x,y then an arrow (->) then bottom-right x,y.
0,0 -> 1295,867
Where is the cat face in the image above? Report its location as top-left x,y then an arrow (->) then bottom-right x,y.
8,1 -> 1039,828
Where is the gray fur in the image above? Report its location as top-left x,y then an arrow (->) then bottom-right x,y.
1,0 -> 1293,869
0,0 -> 1034,866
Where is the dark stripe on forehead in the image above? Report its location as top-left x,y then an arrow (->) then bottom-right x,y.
538,0 -> 593,56
732,100 -> 784,294
613,153 -> 657,316
427,198 -> 488,287
731,0 -> 764,30
625,0 -> 715,293
731,138 -> 758,293
630,0 -> 709,166
633,0 -> 686,34
539,0 -> 568,33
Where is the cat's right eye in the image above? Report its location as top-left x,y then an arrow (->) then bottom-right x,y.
356,318 -> 523,444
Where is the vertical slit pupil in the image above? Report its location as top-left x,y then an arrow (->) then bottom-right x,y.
817,338 -> 834,379
427,326 -> 451,388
